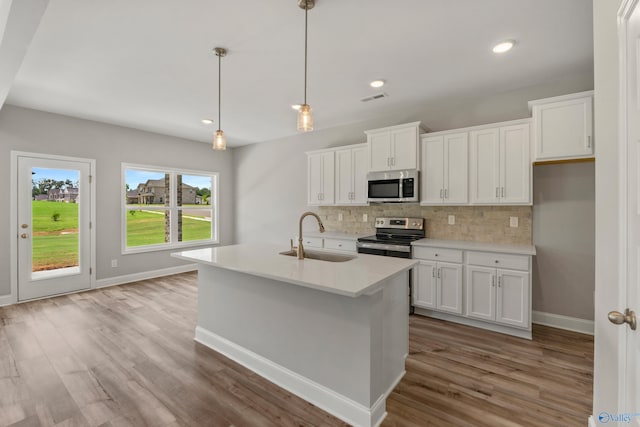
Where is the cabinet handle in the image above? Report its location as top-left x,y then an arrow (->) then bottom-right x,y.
387,157 -> 390,166
320,193 -> 324,201
432,268 -> 436,278
498,276 -> 502,288
391,157 -> 395,166
437,268 -> 441,279
501,187 -> 505,198
492,275 -> 496,287
317,193 -> 320,201
440,189 -> 443,199
496,187 -> 499,198
587,135 -> 592,148
444,189 -> 448,199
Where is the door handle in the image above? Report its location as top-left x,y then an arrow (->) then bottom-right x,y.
21,224 -> 28,229
608,309 -> 637,330
20,233 -> 29,239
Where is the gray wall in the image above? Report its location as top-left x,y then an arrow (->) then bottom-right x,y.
532,162 -> 595,320
234,72 -> 594,244
0,105 -> 234,296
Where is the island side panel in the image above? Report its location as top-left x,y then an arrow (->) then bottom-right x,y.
196,264 -> 381,407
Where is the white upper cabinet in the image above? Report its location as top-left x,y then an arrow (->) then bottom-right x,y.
529,91 -> 594,161
470,123 -> 530,205
366,122 -> 421,172
421,132 -> 468,205
307,151 -> 335,206
335,144 -> 368,205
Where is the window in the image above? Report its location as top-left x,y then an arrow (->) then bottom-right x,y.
122,164 -> 219,253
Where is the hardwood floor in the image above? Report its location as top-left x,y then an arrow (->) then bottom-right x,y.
0,273 -> 593,427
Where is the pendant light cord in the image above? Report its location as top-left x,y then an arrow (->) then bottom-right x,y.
218,52 -> 222,131
304,2 -> 308,105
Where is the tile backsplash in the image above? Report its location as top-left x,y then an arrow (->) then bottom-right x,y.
318,204 -> 532,245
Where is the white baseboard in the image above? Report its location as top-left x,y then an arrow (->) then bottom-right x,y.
588,415 -> 595,427
195,326 -> 386,427
95,264 -> 197,289
532,311 -> 594,335
0,294 -> 16,307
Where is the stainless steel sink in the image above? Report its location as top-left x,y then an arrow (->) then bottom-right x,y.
279,249 -> 356,262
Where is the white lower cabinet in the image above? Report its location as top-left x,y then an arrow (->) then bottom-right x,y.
413,244 -> 532,337
466,266 -> 529,328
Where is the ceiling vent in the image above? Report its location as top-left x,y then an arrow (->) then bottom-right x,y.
360,92 -> 389,103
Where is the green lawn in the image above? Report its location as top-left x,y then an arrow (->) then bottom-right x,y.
31,201 -> 212,270
32,201 -> 79,271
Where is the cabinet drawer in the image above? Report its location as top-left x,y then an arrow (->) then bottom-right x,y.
300,237 -> 323,249
413,247 -> 463,263
324,238 -> 356,252
466,251 -> 529,271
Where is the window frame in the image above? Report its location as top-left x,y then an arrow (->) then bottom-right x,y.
121,163 -> 219,254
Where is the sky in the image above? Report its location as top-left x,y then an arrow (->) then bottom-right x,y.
32,167 -> 78,183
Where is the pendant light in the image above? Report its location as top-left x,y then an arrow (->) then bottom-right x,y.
297,0 -> 315,132
213,47 -> 227,150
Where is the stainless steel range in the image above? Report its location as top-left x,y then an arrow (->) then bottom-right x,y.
356,217 -> 425,258
357,217 -> 424,314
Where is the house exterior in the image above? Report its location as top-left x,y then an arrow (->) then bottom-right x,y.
135,179 -> 199,205
48,187 -> 79,203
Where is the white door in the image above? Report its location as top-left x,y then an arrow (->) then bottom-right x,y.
391,127 -> 418,170
445,132 -> 469,204
307,153 -> 323,205
495,269 -> 529,328
320,152 -> 335,205
469,128 -> 500,204
368,132 -> 391,171
335,149 -> 352,205
17,155 -> 93,301
466,265 -> 495,321
500,124 -> 530,204
414,261 -> 436,309
351,146 -> 368,204
618,0 -> 640,419
593,2 -> 640,423
436,262 -> 463,314
421,136 -> 444,204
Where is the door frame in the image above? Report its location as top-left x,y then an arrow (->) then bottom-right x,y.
9,151 -> 96,304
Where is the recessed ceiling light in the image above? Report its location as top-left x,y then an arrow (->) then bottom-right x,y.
370,80 -> 385,88
201,119 -> 213,125
492,40 -> 515,54
291,104 -> 302,110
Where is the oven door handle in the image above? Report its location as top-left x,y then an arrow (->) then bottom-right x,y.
356,242 -> 412,253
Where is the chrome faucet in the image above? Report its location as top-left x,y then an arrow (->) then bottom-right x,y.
298,211 -> 325,259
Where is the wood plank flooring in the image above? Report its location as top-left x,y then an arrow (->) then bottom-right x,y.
0,273 -> 593,427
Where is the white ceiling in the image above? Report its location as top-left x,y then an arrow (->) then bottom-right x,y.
6,0 -> 593,147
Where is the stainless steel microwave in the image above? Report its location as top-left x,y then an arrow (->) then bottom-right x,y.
367,170 -> 419,203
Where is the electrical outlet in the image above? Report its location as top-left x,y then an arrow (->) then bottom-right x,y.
338,213 -> 343,221
448,215 -> 455,225
363,213 -> 368,222
510,216 -> 519,228
111,259 -> 118,268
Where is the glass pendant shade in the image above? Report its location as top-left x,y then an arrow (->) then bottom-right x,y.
213,129 -> 226,150
297,104 -> 313,132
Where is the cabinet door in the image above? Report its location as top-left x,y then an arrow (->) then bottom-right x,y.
496,269 -> 529,328
307,153 -> 323,205
413,261 -> 436,309
421,136 -> 444,204
351,146 -> 368,204
436,262 -> 463,314
320,152 -> 335,205
335,149 -> 353,205
534,96 -> 593,160
469,128 -> 500,204
466,266 -> 495,321
444,132 -> 469,204
500,124 -> 530,204
368,132 -> 392,172
391,127 -> 418,170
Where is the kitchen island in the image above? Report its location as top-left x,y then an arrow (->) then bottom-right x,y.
171,243 -> 417,427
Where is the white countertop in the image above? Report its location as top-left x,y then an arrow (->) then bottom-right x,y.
412,238 -> 536,255
171,243 -> 417,298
